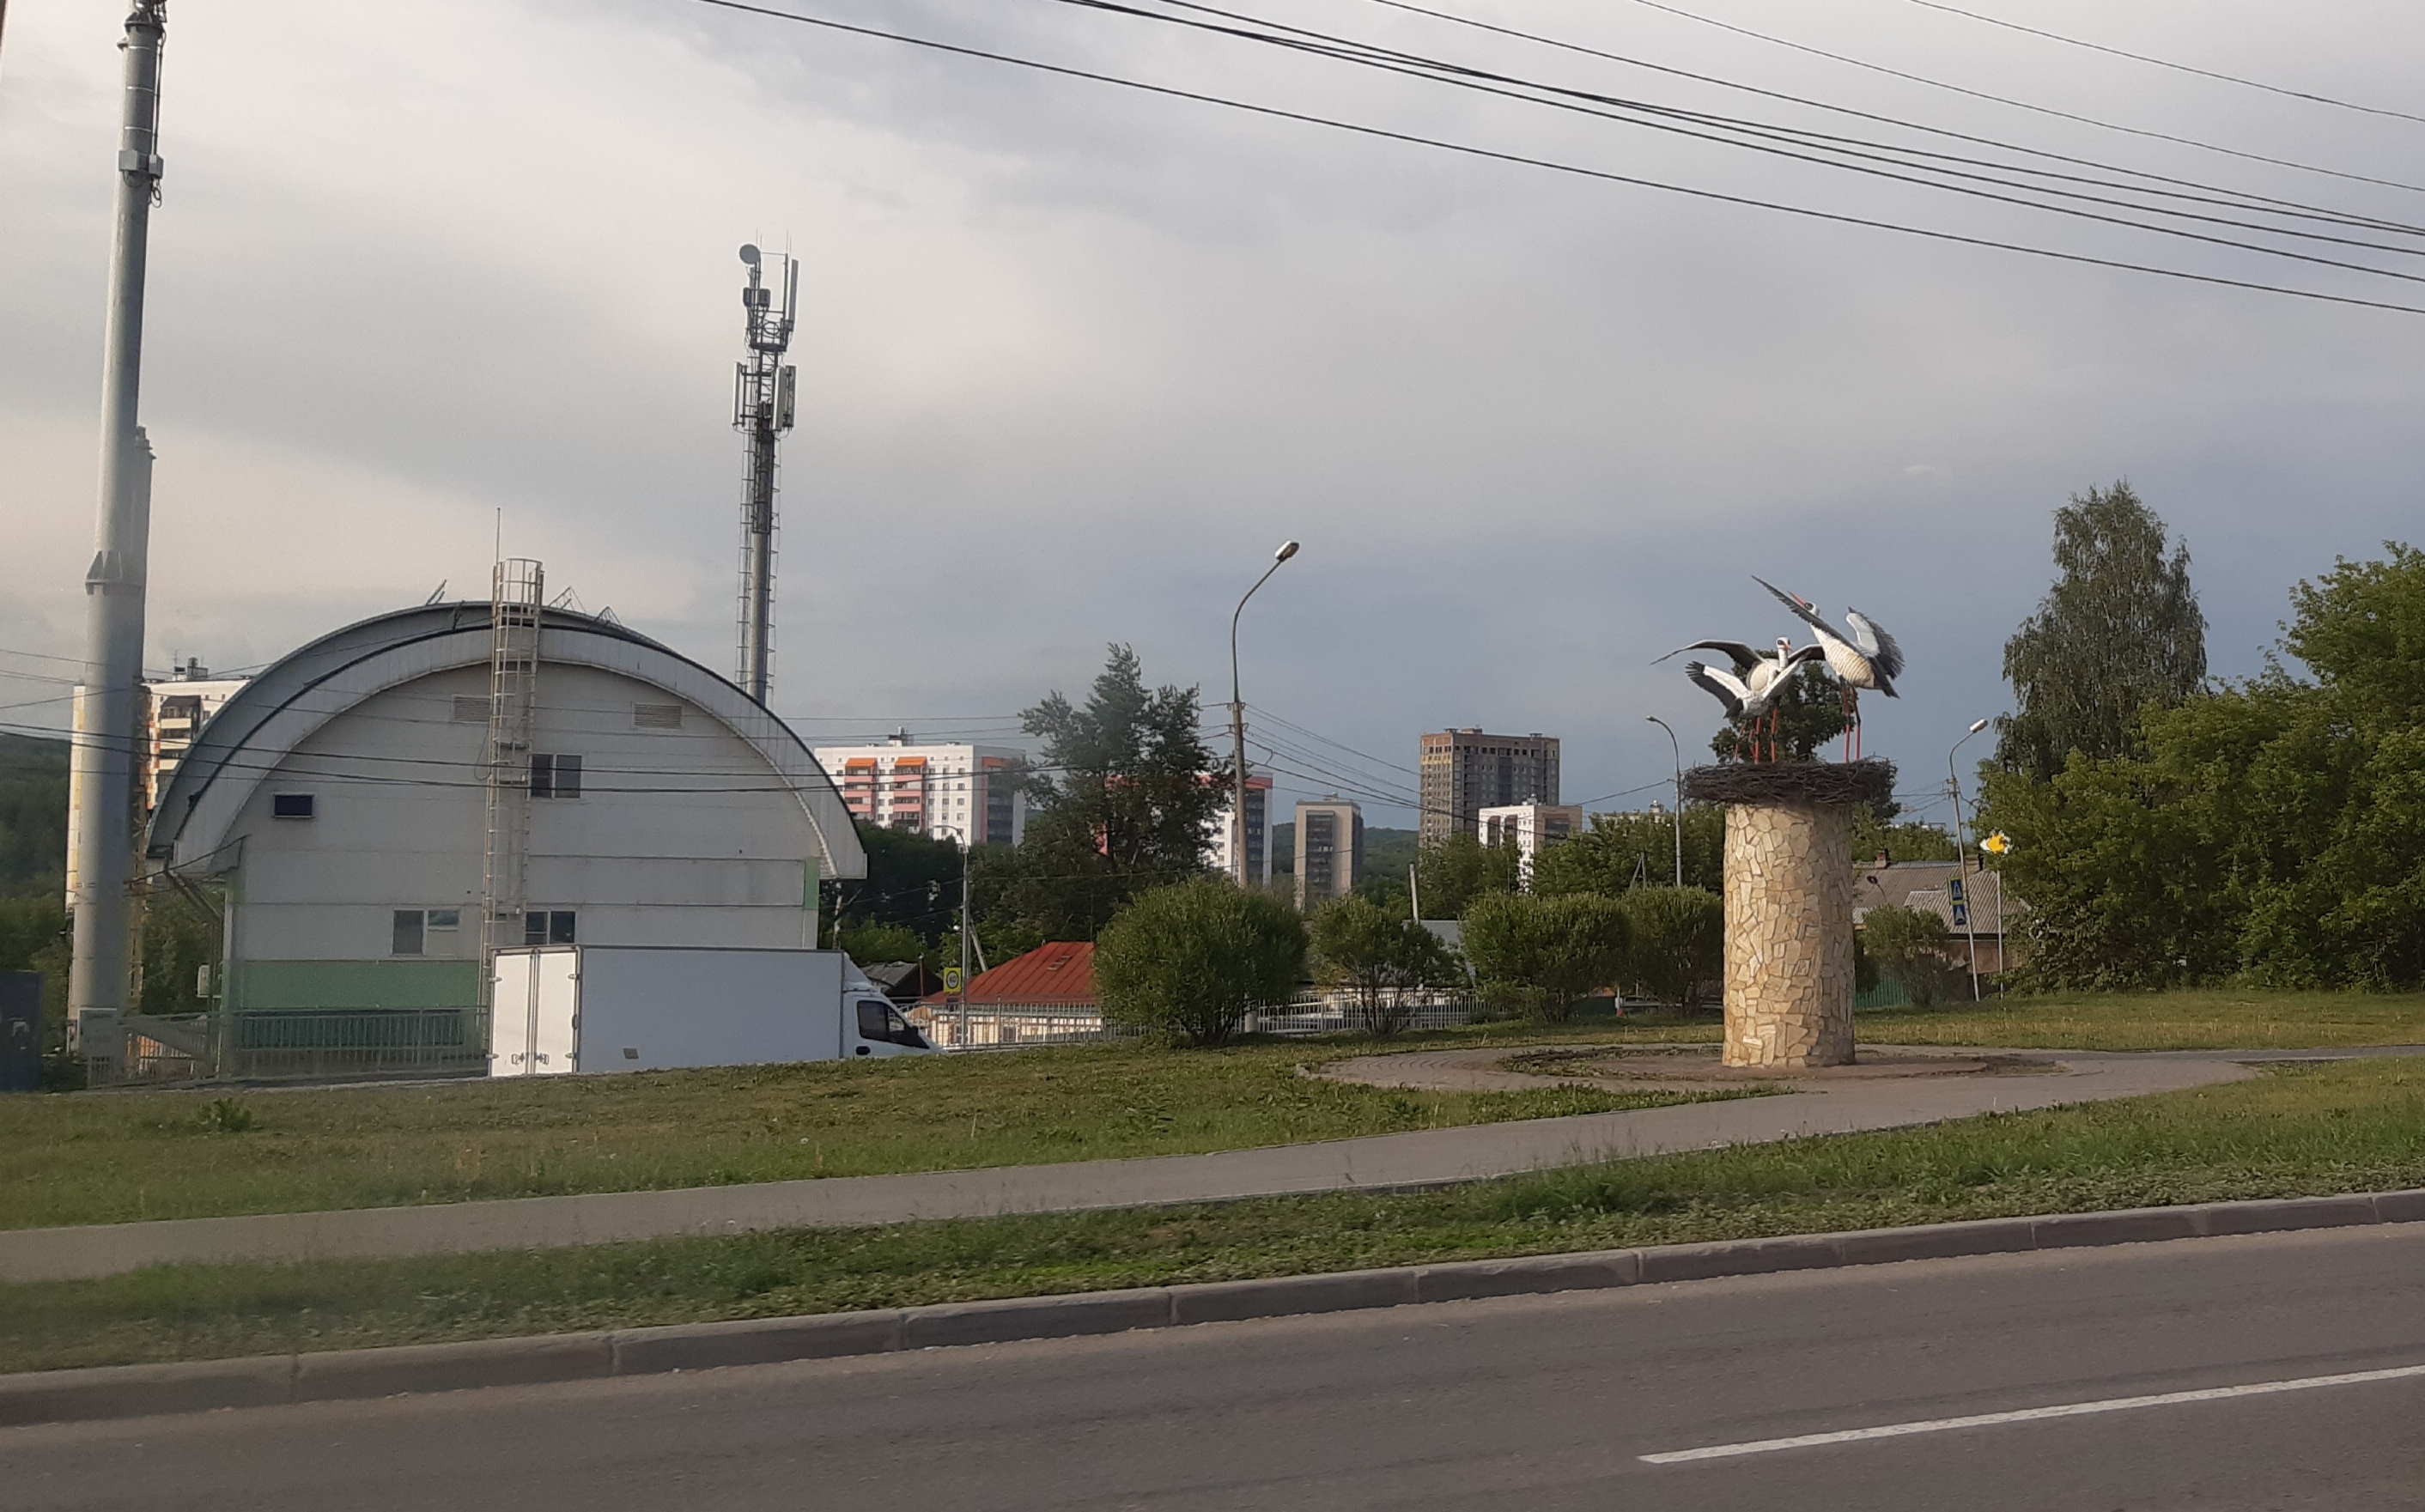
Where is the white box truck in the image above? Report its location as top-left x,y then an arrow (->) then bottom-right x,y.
488,944 -> 934,1076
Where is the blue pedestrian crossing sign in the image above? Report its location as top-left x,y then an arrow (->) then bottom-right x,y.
1948,877 -> 1970,929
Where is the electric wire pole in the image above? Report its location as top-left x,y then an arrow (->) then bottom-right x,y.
733,243 -> 798,704
68,1 -> 169,1030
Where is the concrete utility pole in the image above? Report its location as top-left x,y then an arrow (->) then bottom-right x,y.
1645,715 -> 1684,887
1948,717 -> 1990,1003
1227,541 -> 1298,886
68,1 -> 169,1027
733,243 -> 798,704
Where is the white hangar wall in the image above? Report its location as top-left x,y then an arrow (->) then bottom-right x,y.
149,604 -> 864,1017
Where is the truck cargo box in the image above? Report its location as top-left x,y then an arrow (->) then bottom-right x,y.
489,944 -> 929,1076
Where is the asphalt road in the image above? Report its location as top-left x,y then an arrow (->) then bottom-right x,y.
12,1225 -> 2425,1509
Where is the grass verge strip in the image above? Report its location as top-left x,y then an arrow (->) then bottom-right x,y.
7,1059 -> 2425,1375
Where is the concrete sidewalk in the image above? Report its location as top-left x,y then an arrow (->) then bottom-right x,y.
3,1047 -> 2344,1284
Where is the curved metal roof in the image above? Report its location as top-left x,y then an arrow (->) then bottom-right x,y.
148,600 -> 865,879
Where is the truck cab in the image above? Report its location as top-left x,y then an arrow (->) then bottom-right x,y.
850,996 -> 933,1058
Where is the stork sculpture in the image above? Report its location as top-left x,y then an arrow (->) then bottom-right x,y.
1661,637 -> 1824,762
1753,577 -> 1904,760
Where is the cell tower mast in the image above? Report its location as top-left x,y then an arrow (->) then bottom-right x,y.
732,243 -> 798,703
68,1 -> 168,1025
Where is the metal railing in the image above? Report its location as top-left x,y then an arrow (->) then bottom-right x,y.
82,1009 -> 488,1087
912,989 -> 1480,1051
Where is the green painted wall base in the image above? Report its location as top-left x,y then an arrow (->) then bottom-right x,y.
233,960 -> 482,1013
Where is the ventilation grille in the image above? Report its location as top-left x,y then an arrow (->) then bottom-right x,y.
452,695 -> 491,723
634,702 -> 684,730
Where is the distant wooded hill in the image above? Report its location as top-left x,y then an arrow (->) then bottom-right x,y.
0,732 -> 68,898
1270,823 -> 1419,881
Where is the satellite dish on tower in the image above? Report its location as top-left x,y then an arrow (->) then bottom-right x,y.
738,244 -> 761,266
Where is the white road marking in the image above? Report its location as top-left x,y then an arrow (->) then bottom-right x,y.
1641,1362 -> 2425,1464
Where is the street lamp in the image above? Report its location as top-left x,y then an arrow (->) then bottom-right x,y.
1644,715 -> 1684,887
1229,541 -> 1299,886
1948,717 -> 1990,1002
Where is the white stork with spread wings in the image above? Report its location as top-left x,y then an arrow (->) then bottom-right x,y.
1670,639 -> 1826,762
1752,577 -> 1905,758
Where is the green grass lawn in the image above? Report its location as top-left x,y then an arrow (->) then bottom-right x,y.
9,1057 -> 2423,1375
1856,987 -> 2425,1050
7,988 -> 2417,1235
0,1039 -> 1726,1230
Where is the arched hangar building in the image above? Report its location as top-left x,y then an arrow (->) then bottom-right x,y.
146,600 -> 866,1023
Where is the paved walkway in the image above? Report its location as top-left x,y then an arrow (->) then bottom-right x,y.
4,1047 -> 2413,1284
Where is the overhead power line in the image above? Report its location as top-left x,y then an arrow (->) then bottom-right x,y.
1611,0 -> 2425,195
686,0 -> 2425,317
1057,0 -> 2425,281
1906,0 -> 2425,129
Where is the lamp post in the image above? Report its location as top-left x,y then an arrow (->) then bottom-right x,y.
1229,541 -> 1298,886
1644,715 -> 1684,887
1948,717 -> 1990,1002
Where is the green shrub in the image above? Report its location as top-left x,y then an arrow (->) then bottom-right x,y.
1309,896 -> 1459,1035
1462,893 -> 1631,1022
1863,905 -> 1957,1007
1094,880 -> 1307,1046
1620,886 -> 1723,1010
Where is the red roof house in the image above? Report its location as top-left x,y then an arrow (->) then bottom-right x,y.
924,942 -> 1097,1008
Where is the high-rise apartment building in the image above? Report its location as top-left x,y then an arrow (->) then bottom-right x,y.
1480,803 -> 1583,887
1418,729 -> 1559,843
1206,774 -> 1273,889
145,659 -> 249,813
1294,798 -> 1364,910
812,732 -> 1027,848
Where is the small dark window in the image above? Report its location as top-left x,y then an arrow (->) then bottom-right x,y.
857,999 -> 888,1041
530,754 -> 581,799
522,911 -> 574,946
271,792 -> 314,820
425,908 -> 460,932
392,910 -> 425,956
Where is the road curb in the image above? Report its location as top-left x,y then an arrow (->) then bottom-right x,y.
6,1187 -> 2421,1428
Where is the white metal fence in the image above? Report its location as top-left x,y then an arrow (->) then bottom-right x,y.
915,988 -> 1478,1050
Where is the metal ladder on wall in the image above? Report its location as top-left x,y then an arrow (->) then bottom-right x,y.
481,560 -> 544,975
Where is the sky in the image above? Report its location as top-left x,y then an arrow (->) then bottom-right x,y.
3,0 -> 2421,834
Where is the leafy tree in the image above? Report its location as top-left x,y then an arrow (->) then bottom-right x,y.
138,894 -> 219,1013
1705,663 -> 1853,764
1862,905 -> 1957,1007
1849,810 -> 1960,865
1461,892 -> 1631,1022
0,895 -> 68,1056
1413,830 -> 1521,919
1998,482 -> 2207,780
1980,542 -> 2425,989
986,646 -> 1224,940
1530,806 -> 1725,896
832,825 -> 963,947
1309,896 -> 1458,1035
1094,879 -> 1306,1045
1619,886 -> 1723,1009
833,921 -> 928,968
1351,871 -> 1413,915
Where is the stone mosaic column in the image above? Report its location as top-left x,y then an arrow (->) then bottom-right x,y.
1720,803 -> 1853,1066
1682,760 -> 1894,1070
